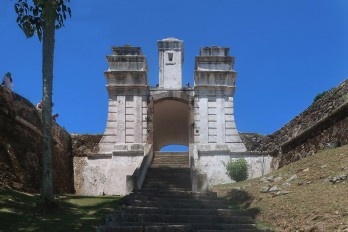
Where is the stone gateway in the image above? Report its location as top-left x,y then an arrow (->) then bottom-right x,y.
75,38 -> 272,195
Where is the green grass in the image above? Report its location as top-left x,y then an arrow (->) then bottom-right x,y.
0,187 -> 122,232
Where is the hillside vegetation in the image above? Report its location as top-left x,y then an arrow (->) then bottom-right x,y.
213,145 -> 348,231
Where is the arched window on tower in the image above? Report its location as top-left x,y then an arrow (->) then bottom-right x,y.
168,52 -> 173,61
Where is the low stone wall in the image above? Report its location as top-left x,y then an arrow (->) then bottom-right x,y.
0,86 -> 74,193
241,79 -> 348,168
190,144 -> 273,191
74,152 -> 145,196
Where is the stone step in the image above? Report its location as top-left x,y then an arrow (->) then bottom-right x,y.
133,191 -> 218,200
111,206 -> 247,216
132,195 -> 224,205
142,183 -> 192,189
152,157 -> 189,161
130,199 -> 227,209
143,179 -> 191,184
143,176 -> 191,182
146,170 -> 191,175
138,187 -> 192,193
148,167 -> 189,170
152,159 -> 188,161
150,165 -> 189,168
98,224 -> 192,232
97,225 -> 143,232
142,178 -> 191,184
197,230 -> 271,232
135,188 -> 217,198
107,213 -> 253,225
99,223 -> 258,231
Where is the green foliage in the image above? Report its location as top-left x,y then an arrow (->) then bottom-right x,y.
14,0 -> 71,41
313,90 -> 329,103
226,158 -> 249,182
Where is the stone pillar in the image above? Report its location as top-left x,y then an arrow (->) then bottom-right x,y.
158,38 -> 184,89
194,46 -> 245,151
99,46 -> 149,153
192,46 -> 247,188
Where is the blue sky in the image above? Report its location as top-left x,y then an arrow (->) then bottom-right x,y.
1,0 -> 347,136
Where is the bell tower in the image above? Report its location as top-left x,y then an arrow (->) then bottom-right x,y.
157,38 -> 184,89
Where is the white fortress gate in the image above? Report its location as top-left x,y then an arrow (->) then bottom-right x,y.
75,38 -> 272,195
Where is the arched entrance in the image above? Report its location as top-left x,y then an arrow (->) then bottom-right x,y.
149,91 -> 193,151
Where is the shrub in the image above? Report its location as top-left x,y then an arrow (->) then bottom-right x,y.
226,158 -> 249,182
313,90 -> 328,102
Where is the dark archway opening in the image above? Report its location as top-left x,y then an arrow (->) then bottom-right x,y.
153,99 -> 189,151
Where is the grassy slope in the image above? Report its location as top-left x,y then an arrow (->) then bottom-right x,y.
213,145 -> 348,232
0,189 -> 121,232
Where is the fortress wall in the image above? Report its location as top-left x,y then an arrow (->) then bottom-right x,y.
240,79 -> 348,168
0,87 -> 74,193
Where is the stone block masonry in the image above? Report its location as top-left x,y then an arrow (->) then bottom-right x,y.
75,38 -> 272,196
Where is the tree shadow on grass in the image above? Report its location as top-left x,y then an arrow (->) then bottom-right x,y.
223,188 -> 260,219
0,187 -> 122,232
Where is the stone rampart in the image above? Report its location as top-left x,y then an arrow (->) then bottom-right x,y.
241,79 -> 348,168
0,86 -> 74,193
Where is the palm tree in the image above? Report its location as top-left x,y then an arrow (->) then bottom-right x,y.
15,0 -> 71,212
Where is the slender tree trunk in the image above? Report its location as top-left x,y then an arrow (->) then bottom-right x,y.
41,0 -> 56,208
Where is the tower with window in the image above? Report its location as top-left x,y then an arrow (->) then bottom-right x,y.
157,38 -> 184,89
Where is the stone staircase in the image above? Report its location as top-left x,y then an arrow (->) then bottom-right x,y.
98,152 -> 271,232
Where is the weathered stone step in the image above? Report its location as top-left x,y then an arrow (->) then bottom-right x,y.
143,177 -> 191,182
150,165 -> 189,168
100,223 -> 258,231
138,187 -> 192,193
112,206 -> 247,217
97,225 -> 143,232
152,157 -> 188,160
144,173 -> 191,178
130,199 -> 227,209
142,183 -> 192,189
133,192 -> 218,200
135,188 -> 217,198
108,213 -> 253,224
197,230 -> 271,232
142,179 -> 191,184
98,224 -> 192,232
132,195 -> 224,205
147,167 -> 190,170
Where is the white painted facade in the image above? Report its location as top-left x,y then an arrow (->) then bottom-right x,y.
158,38 -> 183,89
74,38 -> 273,196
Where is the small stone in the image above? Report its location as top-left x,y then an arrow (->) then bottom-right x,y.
266,175 -> 275,182
320,165 -> 327,169
303,168 -> 309,172
270,190 -> 290,197
286,174 -> 298,182
273,176 -> 283,182
260,186 -> 270,193
282,182 -> 291,187
268,185 -> 280,192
